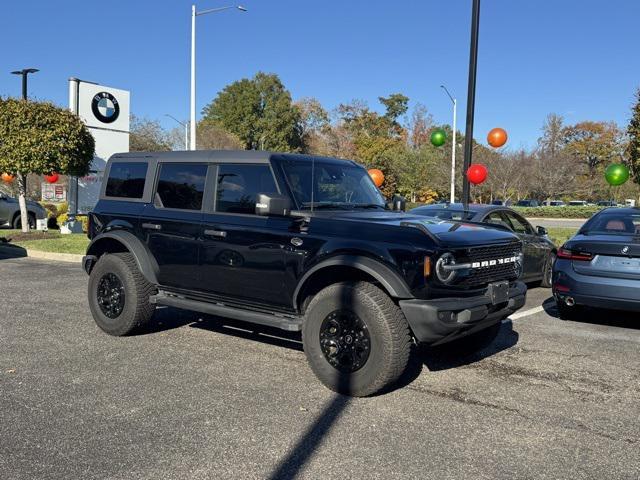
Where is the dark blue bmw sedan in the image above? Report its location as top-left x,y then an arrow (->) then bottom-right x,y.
553,207 -> 640,319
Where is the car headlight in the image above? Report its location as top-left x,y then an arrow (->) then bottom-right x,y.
435,252 -> 458,284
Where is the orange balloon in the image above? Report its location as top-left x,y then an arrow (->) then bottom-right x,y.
368,168 -> 385,187
1,173 -> 15,184
487,127 -> 508,148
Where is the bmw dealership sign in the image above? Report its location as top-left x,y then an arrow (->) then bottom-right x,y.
68,78 -> 130,215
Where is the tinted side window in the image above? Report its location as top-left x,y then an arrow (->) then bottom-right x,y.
216,164 -> 278,214
155,163 -> 207,210
504,211 -> 534,235
105,162 -> 148,198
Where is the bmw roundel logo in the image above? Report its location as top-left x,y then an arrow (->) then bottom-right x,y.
91,91 -> 120,124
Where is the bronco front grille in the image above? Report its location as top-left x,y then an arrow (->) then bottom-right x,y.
455,241 -> 522,288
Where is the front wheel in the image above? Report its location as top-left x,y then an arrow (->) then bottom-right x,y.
88,252 -> 156,336
302,281 -> 412,397
13,213 -> 36,230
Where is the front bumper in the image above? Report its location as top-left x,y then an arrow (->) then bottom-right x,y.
399,281 -> 527,345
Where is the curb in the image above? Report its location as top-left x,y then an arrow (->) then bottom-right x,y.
0,244 -> 82,263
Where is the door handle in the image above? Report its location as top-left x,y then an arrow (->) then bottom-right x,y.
142,223 -> 162,231
204,229 -> 227,238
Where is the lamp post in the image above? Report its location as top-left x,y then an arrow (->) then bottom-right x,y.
165,114 -> 189,150
461,0 -> 481,208
190,4 -> 247,151
10,68 -> 39,100
441,85 -> 457,203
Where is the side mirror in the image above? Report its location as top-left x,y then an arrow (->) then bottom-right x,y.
390,194 -> 406,212
255,193 -> 291,217
536,226 -> 548,236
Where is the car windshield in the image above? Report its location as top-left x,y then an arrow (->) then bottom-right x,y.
581,212 -> 640,235
416,209 -> 475,221
280,158 -> 387,210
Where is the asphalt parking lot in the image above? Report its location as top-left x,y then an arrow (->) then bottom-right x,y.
1,256 -> 639,480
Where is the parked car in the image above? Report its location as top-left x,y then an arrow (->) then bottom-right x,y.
410,203 -> 556,287
516,199 -> 540,207
596,200 -> 618,207
544,200 -> 565,207
83,151 -> 527,396
0,191 -> 47,229
568,200 -> 589,207
491,199 -> 512,206
553,207 -> 640,319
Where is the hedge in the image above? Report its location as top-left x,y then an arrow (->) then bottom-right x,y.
406,203 -> 604,219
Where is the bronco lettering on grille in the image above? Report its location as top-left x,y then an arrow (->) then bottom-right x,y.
471,256 -> 518,269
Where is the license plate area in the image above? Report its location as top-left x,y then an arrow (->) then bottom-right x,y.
488,281 -> 509,305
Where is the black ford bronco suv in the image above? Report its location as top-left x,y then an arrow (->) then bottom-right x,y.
84,151 -> 526,396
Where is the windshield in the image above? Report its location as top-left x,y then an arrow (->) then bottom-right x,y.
581,211 -> 640,235
416,209 -> 475,221
280,158 -> 386,210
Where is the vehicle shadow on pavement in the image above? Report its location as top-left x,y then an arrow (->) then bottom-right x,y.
418,320 -> 520,372
0,243 -> 27,260
543,301 -> 640,330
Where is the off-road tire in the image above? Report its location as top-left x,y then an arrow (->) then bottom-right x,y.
302,281 -> 412,397
88,252 -> 156,336
13,213 -> 36,230
540,253 -> 555,288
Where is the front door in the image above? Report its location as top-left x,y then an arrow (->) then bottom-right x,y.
199,163 -> 292,308
138,162 -> 208,291
500,210 -> 546,280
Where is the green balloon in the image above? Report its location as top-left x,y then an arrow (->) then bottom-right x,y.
430,129 -> 447,147
604,163 -> 630,186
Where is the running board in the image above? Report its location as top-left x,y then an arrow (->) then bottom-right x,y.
150,292 -> 303,332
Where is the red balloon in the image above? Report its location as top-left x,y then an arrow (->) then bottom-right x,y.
44,172 -> 59,184
467,164 -> 488,185
487,128 -> 508,148
368,168 -> 385,187
1,173 -> 15,184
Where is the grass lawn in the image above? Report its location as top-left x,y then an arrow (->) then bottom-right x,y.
0,229 -> 89,255
547,227 -> 579,247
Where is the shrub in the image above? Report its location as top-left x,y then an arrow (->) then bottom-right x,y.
56,213 -> 88,232
511,206 -> 604,218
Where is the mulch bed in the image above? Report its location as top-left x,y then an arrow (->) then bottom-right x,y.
1,232 -> 61,242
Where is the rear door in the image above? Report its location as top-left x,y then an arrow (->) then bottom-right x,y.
199,163 -> 292,308
139,162 -> 209,291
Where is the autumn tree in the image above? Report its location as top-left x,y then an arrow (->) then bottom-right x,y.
295,97 -> 329,154
538,113 -> 564,157
130,115 -> 172,151
627,88 -> 640,185
0,98 -> 94,232
201,72 -> 302,152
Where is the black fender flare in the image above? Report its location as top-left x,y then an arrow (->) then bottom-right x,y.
85,230 -> 159,285
293,255 -> 414,307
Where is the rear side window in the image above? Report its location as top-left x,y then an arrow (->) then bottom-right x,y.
216,164 -> 278,214
155,163 -> 207,210
105,162 -> 148,199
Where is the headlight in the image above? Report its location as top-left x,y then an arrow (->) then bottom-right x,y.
435,252 -> 458,284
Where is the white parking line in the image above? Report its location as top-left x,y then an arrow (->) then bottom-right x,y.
509,305 -> 546,320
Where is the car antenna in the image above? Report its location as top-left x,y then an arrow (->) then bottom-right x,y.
310,157 -> 315,213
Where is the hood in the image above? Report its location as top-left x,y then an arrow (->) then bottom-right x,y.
2,195 -> 45,211
320,210 -> 519,247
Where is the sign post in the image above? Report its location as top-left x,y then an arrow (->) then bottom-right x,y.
65,78 -> 130,233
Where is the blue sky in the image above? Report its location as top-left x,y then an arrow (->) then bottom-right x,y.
1,0 -> 638,149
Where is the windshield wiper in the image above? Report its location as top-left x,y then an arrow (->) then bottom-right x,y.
351,203 -> 387,210
301,202 -> 353,210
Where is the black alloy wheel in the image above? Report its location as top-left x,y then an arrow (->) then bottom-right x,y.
97,272 -> 126,319
319,310 -> 371,373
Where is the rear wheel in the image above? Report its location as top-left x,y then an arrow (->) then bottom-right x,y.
302,281 -> 412,397
12,213 -> 36,230
540,253 -> 555,288
88,252 -> 156,336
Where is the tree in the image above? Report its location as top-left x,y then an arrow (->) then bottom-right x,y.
130,115 -> 171,151
0,98 -> 94,232
407,104 -> 434,149
295,97 -> 329,154
201,72 -> 302,152
627,88 -> 640,185
195,122 -> 243,150
538,113 -> 564,157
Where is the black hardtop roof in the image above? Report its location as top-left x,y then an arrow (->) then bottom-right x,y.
109,150 -> 360,166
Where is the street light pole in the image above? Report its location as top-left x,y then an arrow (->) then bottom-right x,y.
462,0 -> 481,208
10,68 -> 39,100
441,85 -> 457,203
165,114 -> 189,150
190,4 -> 247,151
